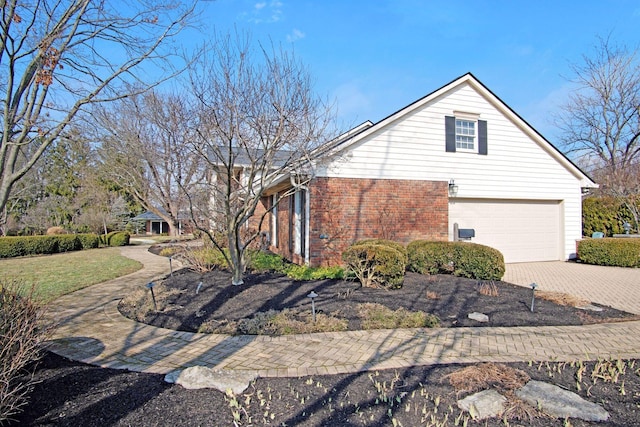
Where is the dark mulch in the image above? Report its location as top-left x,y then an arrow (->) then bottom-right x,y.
118,267 -> 636,333
12,252 -> 640,426
14,352 -> 640,426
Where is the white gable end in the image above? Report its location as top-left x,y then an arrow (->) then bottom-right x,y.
316,74 -> 593,262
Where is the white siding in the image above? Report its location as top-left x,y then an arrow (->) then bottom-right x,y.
319,81 -> 584,261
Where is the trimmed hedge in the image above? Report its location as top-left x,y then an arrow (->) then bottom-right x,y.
99,231 -> 130,247
342,242 -> 405,288
352,239 -> 408,267
407,240 -> 505,280
0,233 -> 101,258
577,238 -> 640,267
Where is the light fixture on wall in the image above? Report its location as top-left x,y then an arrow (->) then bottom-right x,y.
448,179 -> 458,196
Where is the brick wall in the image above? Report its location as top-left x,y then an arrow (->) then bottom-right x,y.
307,177 -> 448,266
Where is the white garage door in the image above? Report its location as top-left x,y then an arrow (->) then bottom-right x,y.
448,199 -> 562,263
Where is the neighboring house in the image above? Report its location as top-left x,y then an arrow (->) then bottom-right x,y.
256,73 -> 597,266
132,210 -> 190,235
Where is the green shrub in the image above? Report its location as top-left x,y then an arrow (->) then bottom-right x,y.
56,235 -> 82,252
352,239 -> 408,266
582,197 -> 637,237
77,233 -> 100,249
0,235 -> 101,258
249,251 -> 286,272
0,281 -> 53,422
406,241 -> 456,275
0,237 -> 26,258
108,231 -> 130,247
283,264 -> 344,280
577,238 -> 640,267
453,243 -> 505,280
407,240 -> 504,280
342,242 -> 405,288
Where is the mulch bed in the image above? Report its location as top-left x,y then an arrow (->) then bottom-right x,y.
11,249 -> 640,426
14,353 -> 640,426
118,266 -> 635,332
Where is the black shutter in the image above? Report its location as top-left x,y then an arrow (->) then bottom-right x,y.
478,120 -> 487,155
445,116 -> 456,152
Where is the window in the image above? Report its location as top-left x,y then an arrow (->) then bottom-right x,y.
445,115 -> 488,155
455,119 -> 475,150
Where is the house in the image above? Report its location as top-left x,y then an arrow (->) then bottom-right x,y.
131,210 -> 190,235
259,73 -> 597,266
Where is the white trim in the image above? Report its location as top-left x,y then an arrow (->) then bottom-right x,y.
304,189 -> 310,264
271,193 -> 278,248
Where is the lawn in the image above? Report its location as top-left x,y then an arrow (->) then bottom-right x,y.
0,248 -> 142,303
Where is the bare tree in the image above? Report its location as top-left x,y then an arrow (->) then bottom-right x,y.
559,38 -> 640,230
559,38 -> 640,171
95,90 -> 206,236
0,0 -> 196,229
188,33 -> 335,285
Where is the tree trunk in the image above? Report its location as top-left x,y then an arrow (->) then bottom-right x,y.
228,227 -> 245,286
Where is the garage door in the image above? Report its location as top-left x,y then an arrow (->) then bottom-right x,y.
448,199 -> 562,263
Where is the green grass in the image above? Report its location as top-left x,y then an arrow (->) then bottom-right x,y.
0,247 -> 142,303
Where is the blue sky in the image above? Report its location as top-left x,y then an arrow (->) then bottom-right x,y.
195,0 -> 640,147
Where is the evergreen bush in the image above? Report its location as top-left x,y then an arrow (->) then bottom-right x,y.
342,242 -> 405,288
577,238 -> 640,267
407,240 -> 505,280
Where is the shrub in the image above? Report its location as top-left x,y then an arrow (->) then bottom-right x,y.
342,243 -> 405,288
406,241 -> 456,275
453,243 -> 505,280
182,247 -> 229,272
0,281 -> 53,423
55,235 -> 82,252
352,239 -> 408,266
77,233 -> 100,249
108,231 -> 130,247
577,238 -> 640,267
249,251 -> 286,272
0,235 -> 95,258
45,226 -> 66,235
407,240 -> 505,280
582,197 -> 636,237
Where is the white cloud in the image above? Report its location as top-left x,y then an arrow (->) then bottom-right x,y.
286,29 -> 305,43
248,1 -> 283,23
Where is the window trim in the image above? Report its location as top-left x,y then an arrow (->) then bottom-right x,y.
445,114 -> 488,156
455,118 -> 477,152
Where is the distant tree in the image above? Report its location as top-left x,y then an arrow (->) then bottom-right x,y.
559,37 -> 640,230
188,33 -> 336,286
94,90 -> 206,236
0,0 -> 195,231
559,37 -> 640,171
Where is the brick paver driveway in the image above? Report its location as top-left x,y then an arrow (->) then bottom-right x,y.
504,261 -> 640,315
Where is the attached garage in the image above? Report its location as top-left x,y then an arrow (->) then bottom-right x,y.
449,199 -> 562,263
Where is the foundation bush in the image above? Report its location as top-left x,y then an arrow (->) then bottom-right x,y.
342,242 -> 405,288
407,240 -> 504,280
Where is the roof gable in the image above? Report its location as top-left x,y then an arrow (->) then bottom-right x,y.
321,73 -> 596,187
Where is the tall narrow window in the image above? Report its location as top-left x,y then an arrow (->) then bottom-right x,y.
271,193 -> 278,248
455,119 -> 475,150
293,190 -> 306,256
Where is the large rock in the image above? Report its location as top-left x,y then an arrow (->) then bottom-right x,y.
165,366 -> 258,394
458,389 -> 506,420
468,312 -> 489,322
516,380 -> 609,422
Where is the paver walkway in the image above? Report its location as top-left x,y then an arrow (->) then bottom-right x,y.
46,246 -> 640,378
